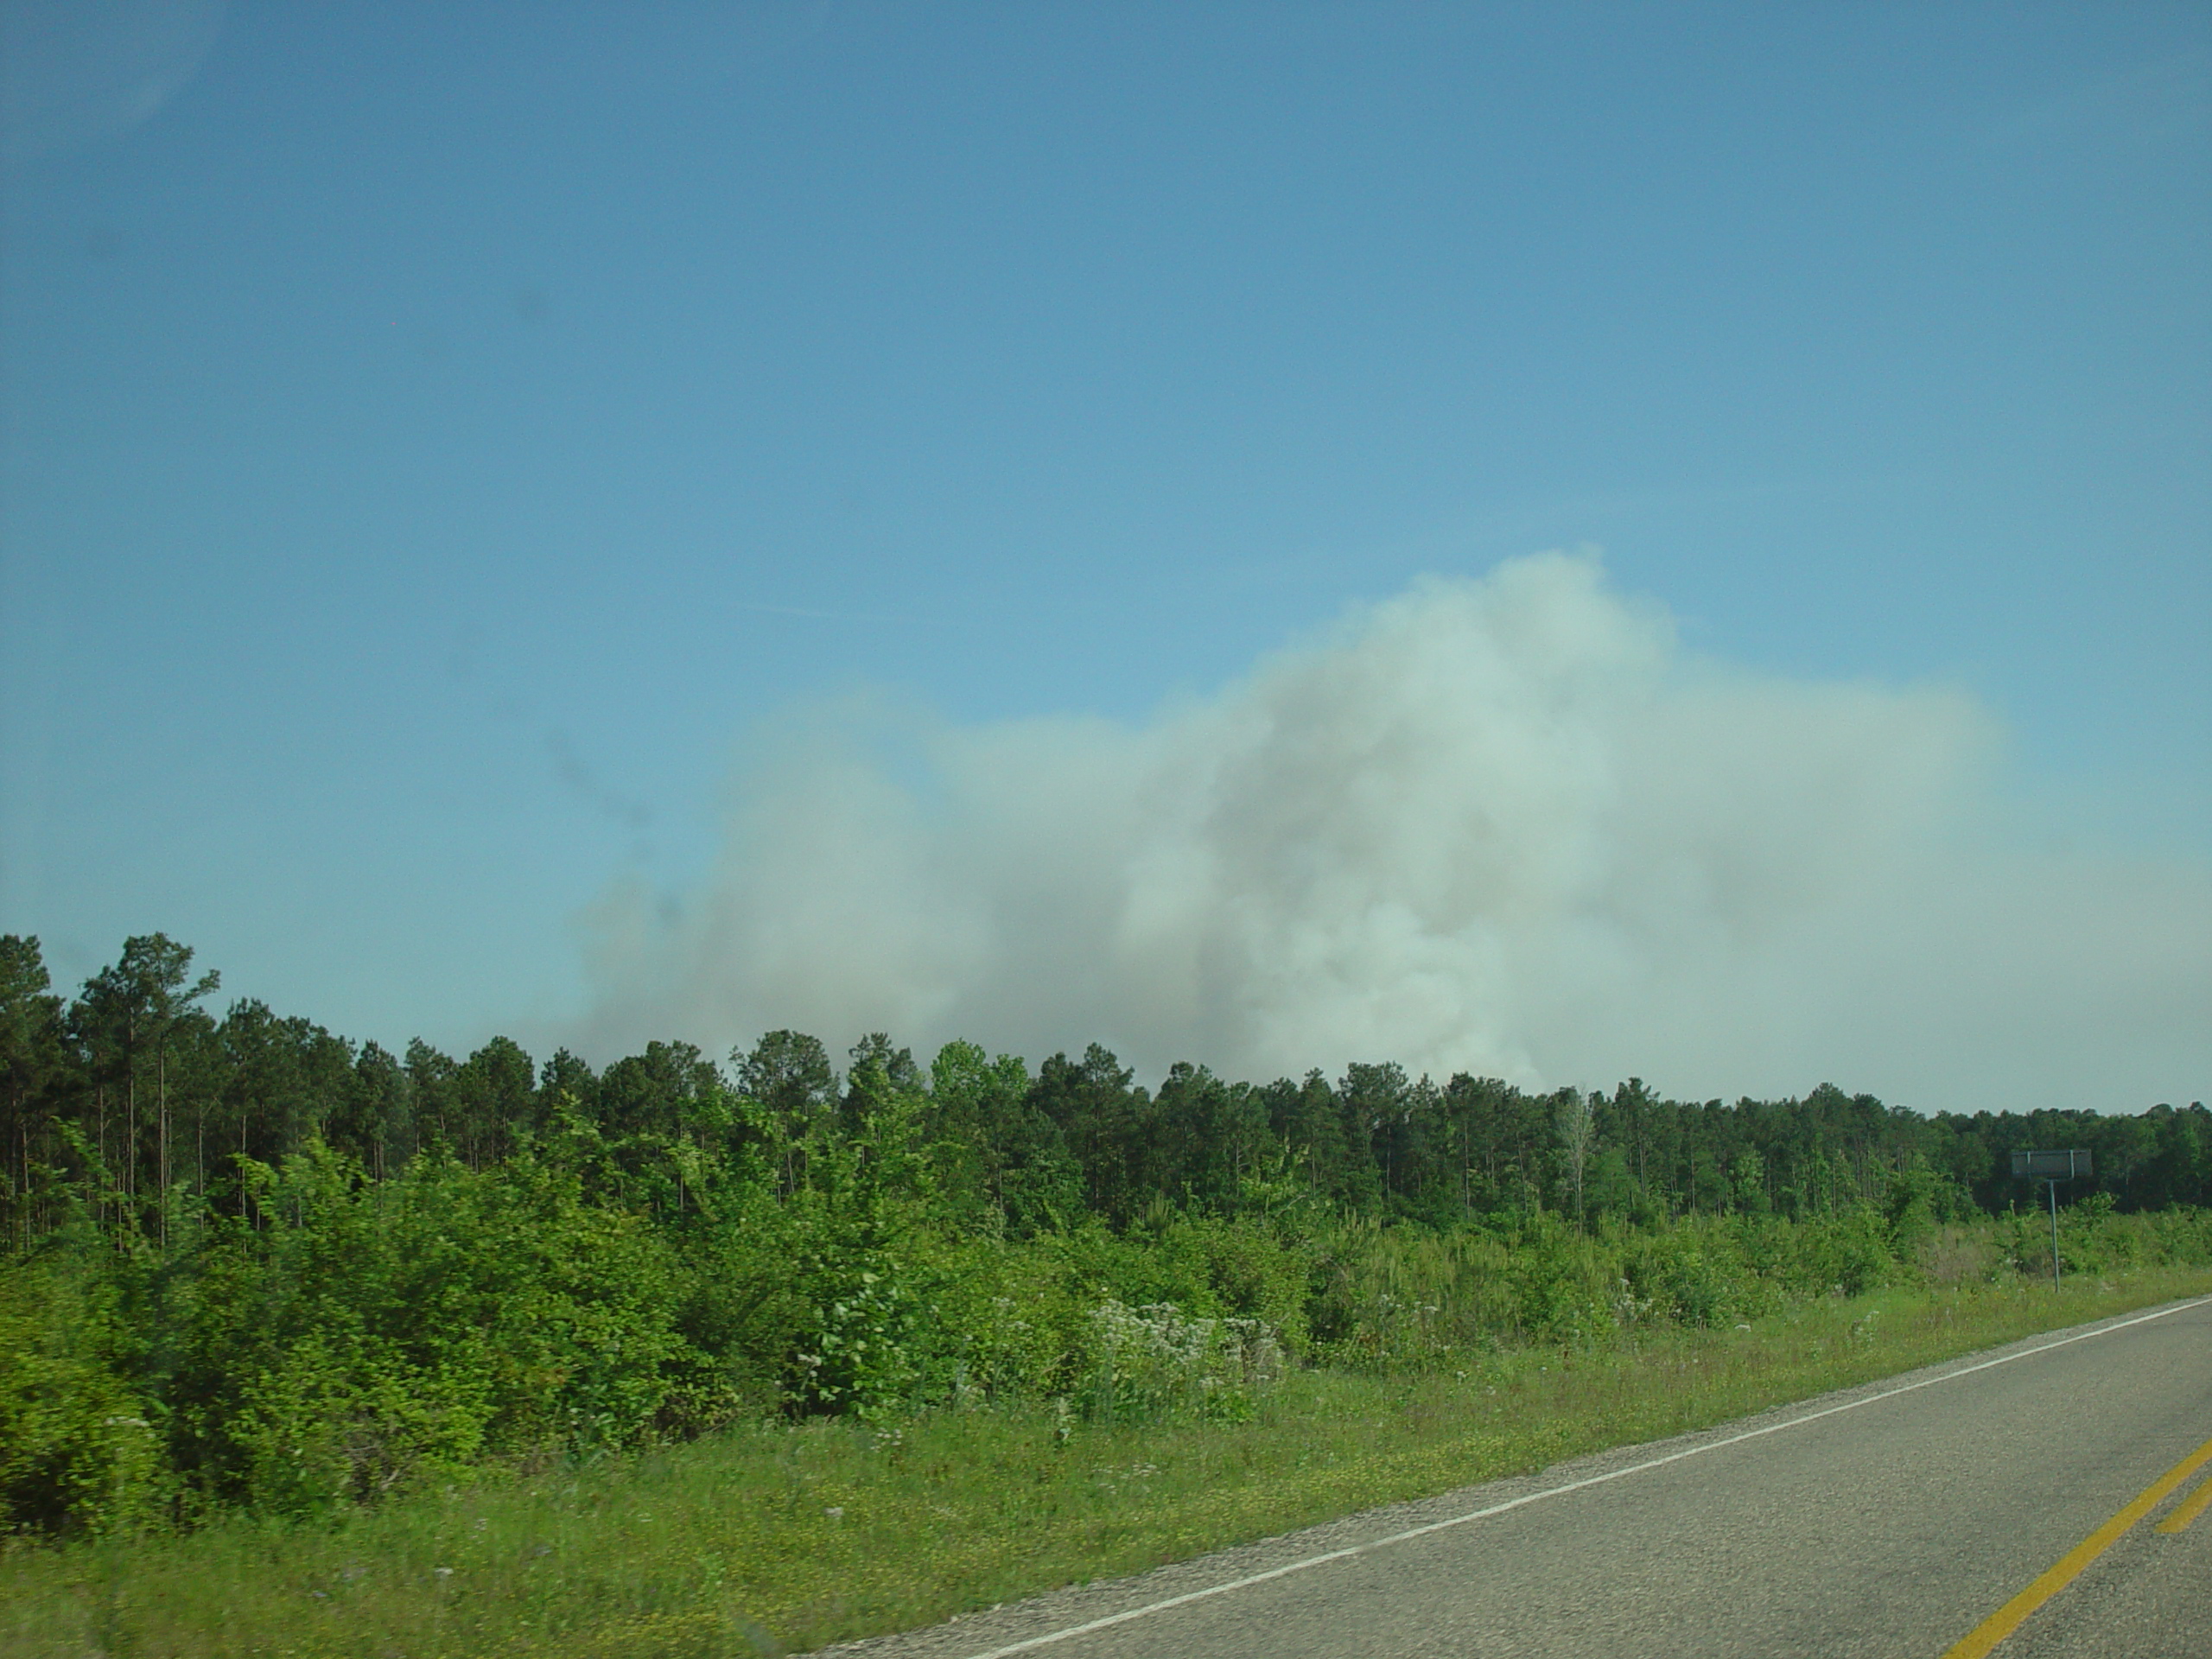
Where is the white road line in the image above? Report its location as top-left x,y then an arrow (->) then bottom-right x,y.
956,1295 -> 2212,1659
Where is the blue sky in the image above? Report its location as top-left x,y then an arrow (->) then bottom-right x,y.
3,3 -> 2207,1108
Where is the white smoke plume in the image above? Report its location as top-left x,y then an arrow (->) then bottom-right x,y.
577,553 -> 2209,1113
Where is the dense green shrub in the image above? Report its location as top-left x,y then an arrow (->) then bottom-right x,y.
1077,1300 -> 1285,1423
3,931 -> 2209,1538
5,1152 -> 2209,1536
0,1250 -> 167,1536
149,1148 -> 707,1518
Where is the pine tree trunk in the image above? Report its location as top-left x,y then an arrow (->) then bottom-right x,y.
157,1041 -> 168,1246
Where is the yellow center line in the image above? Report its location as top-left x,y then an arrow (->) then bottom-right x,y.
2154,1471 -> 2212,1535
1944,1435 -> 2212,1659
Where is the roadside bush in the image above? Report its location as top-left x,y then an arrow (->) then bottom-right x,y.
150,1147 -> 702,1517
1622,1224 -> 1754,1327
912,1242 -> 1085,1404
1772,1209 -> 1896,1299
226,1330 -> 493,1517
1077,1300 -> 1284,1423
0,1252 -> 168,1537
1044,1216 -> 1308,1340
2136,1205 -> 2212,1266
786,1249 -> 928,1421
7,1109 -> 2209,1539
1306,1215 -> 1627,1363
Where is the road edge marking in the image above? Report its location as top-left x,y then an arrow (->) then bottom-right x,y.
951,1294 -> 2212,1659
2153,1469 -> 2212,1535
1943,1433 -> 2212,1658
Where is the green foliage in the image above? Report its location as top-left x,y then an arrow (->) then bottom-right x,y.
3,930 -> 2210,1542
115,1145 -> 711,1520
0,1250 -> 167,1536
1077,1300 -> 1285,1423
14,1268 -> 2210,1659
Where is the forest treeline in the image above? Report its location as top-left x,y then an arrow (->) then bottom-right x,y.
3,932 -> 2209,1539
4,934 -> 2206,1244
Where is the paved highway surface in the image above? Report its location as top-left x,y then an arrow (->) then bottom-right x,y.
842,1297 -> 2212,1659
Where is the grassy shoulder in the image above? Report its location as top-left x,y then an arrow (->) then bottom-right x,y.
6,1264 -> 2208,1659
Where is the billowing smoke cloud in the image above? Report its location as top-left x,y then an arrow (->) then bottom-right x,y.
577,554 -> 2209,1113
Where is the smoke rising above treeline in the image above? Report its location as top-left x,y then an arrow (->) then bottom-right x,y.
577,554 -> 2209,1114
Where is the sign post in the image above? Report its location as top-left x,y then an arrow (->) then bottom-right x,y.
2012,1149 -> 2093,1288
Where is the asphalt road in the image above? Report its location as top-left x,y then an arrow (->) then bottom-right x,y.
844,1296 -> 2212,1659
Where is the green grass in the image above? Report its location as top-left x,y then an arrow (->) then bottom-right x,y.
6,1266 -> 2209,1659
